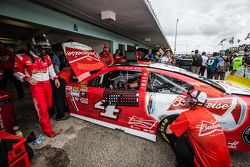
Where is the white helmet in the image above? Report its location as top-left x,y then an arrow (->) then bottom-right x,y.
185,90 -> 208,108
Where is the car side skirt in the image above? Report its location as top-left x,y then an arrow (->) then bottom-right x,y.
71,113 -> 157,142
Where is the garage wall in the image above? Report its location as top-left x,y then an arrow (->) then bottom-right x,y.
47,32 -> 108,53
0,0 -> 151,52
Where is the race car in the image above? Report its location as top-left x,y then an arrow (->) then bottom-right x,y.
60,42 -> 250,152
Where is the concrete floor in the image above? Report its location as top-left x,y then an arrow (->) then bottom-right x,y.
10,83 -> 250,167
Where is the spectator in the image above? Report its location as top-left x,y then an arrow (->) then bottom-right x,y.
135,48 -> 143,59
148,49 -> 155,61
167,90 -> 232,167
59,51 -> 69,70
99,44 -> 114,66
191,50 -> 202,74
232,51 -> 244,74
51,51 -> 61,73
0,41 -> 24,99
160,49 -> 172,65
199,52 -> 208,76
154,51 -> 161,62
214,54 -> 227,80
113,49 -> 125,64
13,34 -> 60,138
207,52 -> 219,79
243,51 -> 250,78
53,72 -> 71,121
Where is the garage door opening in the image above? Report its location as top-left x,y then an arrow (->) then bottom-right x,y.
0,17 -> 111,136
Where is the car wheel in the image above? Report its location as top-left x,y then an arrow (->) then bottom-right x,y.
158,114 -> 179,144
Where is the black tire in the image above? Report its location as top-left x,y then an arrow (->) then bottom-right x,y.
158,114 -> 179,144
24,143 -> 34,160
158,114 -> 195,167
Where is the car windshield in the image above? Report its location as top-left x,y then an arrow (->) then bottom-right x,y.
150,63 -> 226,92
176,68 -> 226,92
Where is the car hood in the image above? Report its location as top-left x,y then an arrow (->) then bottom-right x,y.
62,42 -> 106,82
213,80 -> 250,96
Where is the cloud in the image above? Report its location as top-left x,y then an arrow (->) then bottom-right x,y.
150,0 -> 250,53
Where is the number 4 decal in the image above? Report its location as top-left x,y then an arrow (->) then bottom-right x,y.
94,100 -> 121,120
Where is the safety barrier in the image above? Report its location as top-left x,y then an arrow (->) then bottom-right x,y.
226,75 -> 250,89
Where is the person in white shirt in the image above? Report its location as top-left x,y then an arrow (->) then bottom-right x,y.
160,49 -> 171,65
199,52 -> 208,76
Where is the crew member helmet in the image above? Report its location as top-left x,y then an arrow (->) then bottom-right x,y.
29,34 -> 51,56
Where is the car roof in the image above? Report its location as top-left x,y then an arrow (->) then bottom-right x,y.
113,62 -> 199,78
112,63 -> 226,93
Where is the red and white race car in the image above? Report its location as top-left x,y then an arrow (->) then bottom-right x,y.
60,42 -> 250,152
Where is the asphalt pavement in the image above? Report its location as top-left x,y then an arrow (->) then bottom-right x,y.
13,86 -> 250,167
28,118 -> 250,167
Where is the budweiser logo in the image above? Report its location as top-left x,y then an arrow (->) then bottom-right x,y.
128,116 -> 157,129
65,51 -> 96,57
170,96 -> 232,111
32,69 -> 47,74
196,120 -> 223,136
169,96 -> 242,121
171,96 -> 186,107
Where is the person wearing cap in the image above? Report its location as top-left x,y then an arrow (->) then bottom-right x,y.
166,90 -> 232,167
99,44 -> 114,66
13,34 -> 60,138
160,49 -> 172,65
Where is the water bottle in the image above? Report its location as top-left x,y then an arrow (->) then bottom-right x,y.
13,126 -> 23,137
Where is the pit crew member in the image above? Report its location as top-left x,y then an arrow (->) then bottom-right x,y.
99,44 -> 114,66
166,90 -> 232,167
13,34 -> 60,138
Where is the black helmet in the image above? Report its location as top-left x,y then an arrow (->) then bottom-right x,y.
28,34 -> 51,57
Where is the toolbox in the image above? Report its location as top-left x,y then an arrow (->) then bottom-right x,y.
0,131 -> 30,167
0,90 -> 15,133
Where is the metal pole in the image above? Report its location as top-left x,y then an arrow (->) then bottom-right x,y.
174,18 -> 179,56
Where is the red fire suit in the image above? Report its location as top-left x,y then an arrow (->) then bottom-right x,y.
0,48 -> 15,70
13,52 -> 58,135
169,106 -> 232,167
99,51 -> 114,66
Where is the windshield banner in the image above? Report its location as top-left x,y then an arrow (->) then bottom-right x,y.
62,42 -> 106,81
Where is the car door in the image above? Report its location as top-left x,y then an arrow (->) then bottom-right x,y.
65,75 -> 93,117
85,66 -> 142,129
145,69 -> 194,121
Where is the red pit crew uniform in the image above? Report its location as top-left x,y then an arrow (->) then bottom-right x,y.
99,52 -> 114,66
13,53 -> 58,135
169,106 -> 232,167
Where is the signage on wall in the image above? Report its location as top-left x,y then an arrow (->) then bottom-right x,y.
73,24 -> 78,31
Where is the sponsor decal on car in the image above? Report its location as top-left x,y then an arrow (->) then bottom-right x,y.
168,95 -> 247,130
227,141 -> 239,149
70,96 -> 79,111
80,98 -> 88,104
242,126 -> 250,145
65,86 -> 72,96
71,86 -> 80,97
94,100 -> 121,120
128,116 -> 157,129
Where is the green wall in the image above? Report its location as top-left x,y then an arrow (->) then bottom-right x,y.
0,0 -> 151,51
